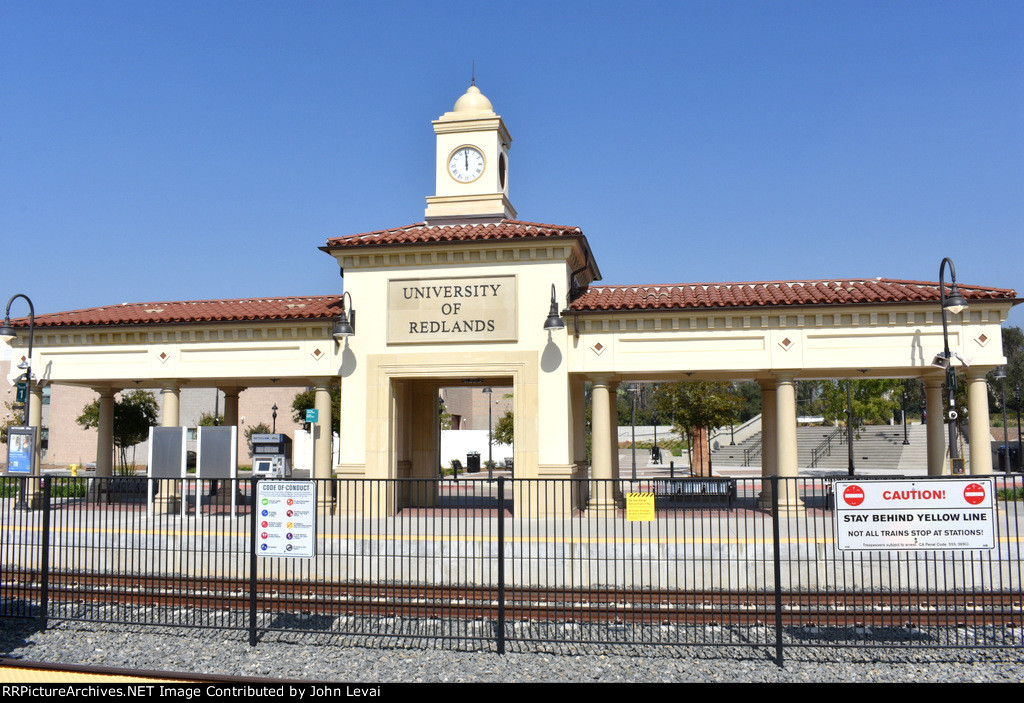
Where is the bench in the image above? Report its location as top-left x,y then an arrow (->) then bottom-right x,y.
94,477 -> 157,504
662,478 -> 737,509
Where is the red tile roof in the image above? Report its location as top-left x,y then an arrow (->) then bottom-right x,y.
323,220 -> 584,248
11,296 -> 344,329
568,279 -> 1018,312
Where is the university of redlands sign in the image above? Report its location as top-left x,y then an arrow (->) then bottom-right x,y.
387,275 -> 517,344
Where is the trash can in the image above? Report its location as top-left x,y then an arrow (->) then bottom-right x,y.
1010,446 -> 1021,473
466,452 -> 481,473
997,445 -> 1010,473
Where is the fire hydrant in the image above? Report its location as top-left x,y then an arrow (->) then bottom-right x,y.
70,464 -> 79,477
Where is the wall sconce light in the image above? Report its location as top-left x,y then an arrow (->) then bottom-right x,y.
333,291 -> 355,341
543,284 -> 565,331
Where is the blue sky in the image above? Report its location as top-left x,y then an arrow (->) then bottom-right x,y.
2,1 -> 1022,326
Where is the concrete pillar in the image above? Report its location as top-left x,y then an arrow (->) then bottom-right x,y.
311,378 -> 334,513
967,368 -> 994,475
589,376 -> 616,512
25,385 -> 44,507
95,389 -> 117,477
924,375 -> 946,475
758,380 -> 777,477
608,379 -> 624,503
222,388 -> 241,427
313,379 -> 333,481
161,382 -> 180,427
28,385 -> 43,473
759,375 -> 803,513
570,377 -> 587,474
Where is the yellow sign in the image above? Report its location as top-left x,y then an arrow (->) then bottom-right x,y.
626,492 -> 655,522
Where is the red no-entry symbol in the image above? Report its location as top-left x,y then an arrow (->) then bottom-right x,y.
963,483 -> 986,505
843,484 -> 865,507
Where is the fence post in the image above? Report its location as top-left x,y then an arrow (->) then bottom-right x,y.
249,477 -> 258,647
770,474 -> 783,667
496,476 -> 506,654
39,476 -> 51,631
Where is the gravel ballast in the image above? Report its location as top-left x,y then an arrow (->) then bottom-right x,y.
2,616 -> 1022,683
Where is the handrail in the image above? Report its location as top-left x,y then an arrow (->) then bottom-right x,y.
742,437 -> 763,467
809,427 -> 843,468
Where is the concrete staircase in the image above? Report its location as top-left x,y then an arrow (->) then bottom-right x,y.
711,423 -> 939,472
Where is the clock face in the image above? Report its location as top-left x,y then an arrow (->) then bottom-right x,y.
448,146 -> 485,183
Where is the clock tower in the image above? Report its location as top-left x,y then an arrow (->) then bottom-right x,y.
424,83 -> 516,224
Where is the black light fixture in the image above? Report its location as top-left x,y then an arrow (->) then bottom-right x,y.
334,291 -> 355,340
271,403 -> 278,434
938,256 -> 969,474
543,284 -> 565,331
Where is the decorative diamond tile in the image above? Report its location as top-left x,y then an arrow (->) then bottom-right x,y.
975,333 -> 990,347
311,348 -> 324,360
778,337 -> 794,351
158,352 -> 168,363
591,342 -> 605,356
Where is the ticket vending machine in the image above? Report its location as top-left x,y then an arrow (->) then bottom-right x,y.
251,433 -> 293,478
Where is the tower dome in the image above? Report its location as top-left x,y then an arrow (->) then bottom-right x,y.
452,84 -> 494,114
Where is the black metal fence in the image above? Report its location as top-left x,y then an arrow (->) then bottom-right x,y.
1,474 -> 1021,663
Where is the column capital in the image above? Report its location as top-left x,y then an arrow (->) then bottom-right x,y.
966,365 -> 997,381
159,380 -> 181,391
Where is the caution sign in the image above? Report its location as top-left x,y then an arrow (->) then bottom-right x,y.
626,492 -> 655,522
255,480 -> 317,558
835,479 -> 995,551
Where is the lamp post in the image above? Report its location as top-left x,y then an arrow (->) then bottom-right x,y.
628,383 -> 638,481
846,380 -> 855,477
1015,386 -> 1022,473
0,294 -> 36,510
938,257 -> 969,474
482,387 -> 493,479
271,404 -> 278,434
902,387 -> 909,445
995,366 -> 1009,472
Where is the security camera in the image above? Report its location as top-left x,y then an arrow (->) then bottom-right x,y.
948,410 -> 958,420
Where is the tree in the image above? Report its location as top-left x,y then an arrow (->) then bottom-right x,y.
989,325 -> 1024,416
654,382 -> 742,475
291,385 -> 340,424
197,412 -> 223,426
1,401 -> 18,445
815,379 -> 903,428
492,410 -> 514,446
244,422 -> 272,458
77,390 -> 159,474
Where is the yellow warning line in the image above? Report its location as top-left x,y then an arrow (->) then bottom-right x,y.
3,524 -> 1021,545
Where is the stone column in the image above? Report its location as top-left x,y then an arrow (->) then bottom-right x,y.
967,368 -> 994,475
161,382 -> 180,427
758,379 -> 777,477
760,375 -> 803,513
608,379 -> 623,503
222,388 -> 241,427
924,375 -> 946,475
26,385 -> 44,508
310,379 -> 335,513
95,389 -> 117,477
28,385 -> 43,474
589,376 -> 616,512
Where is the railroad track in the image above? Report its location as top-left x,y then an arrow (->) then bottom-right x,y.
4,570 -> 1021,628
